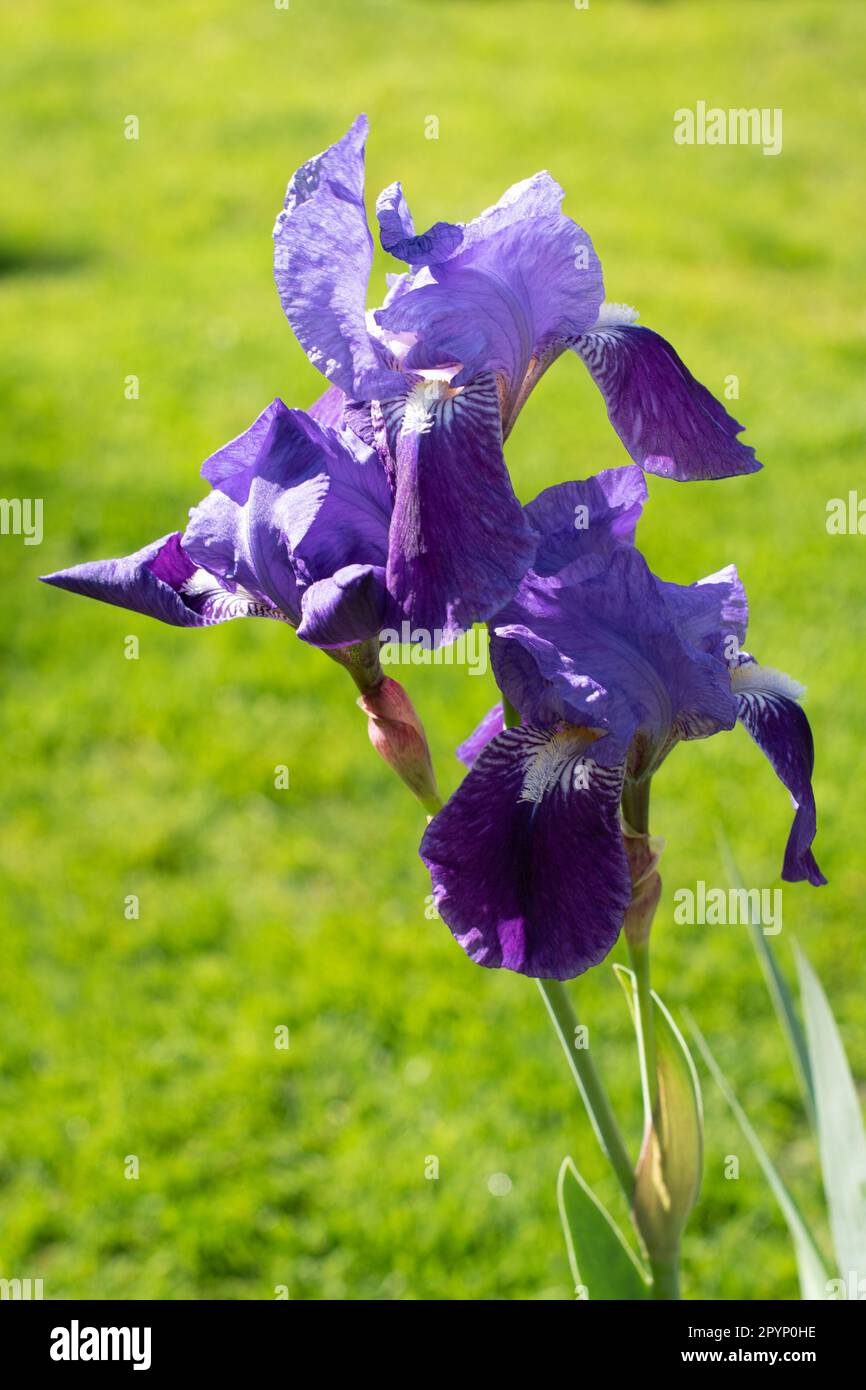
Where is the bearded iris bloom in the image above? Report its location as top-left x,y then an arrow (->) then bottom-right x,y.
421,466 -> 824,981
41,399 -> 449,808
273,114 -> 760,640
41,399 -> 405,655
37,116 -> 829,1302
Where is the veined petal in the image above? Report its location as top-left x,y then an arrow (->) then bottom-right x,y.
386,372 -> 535,640
574,313 -> 761,480
656,563 -> 748,664
41,533 -> 287,628
375,172 -> 603,414
732,661 -> 826,886
272,114 -> 402,399
457,702 -> 505,769
187,399 -> 393,624
297,563 -> 398,648
491,623 -> 610,737
524,466 -> 647,579
421,725 -> 631,980
375,181 -> 463,265
491,547 -> 738,772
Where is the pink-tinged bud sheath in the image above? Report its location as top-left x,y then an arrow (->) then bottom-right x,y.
358,677 -> 441,817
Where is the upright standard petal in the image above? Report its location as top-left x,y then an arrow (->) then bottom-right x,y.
187,399 -> 394,632
656,563 -> 748,664
41,533 -> 286,628
375,181 -> 463,265
375,173 -> 603,418
491,547 -> 738,773
385,372 -> 536,640
574,308 -> 761,480
273,114 -> 401,399
732,661 -> 826,886
523,466 -> 647,579
421,725 -> 631,980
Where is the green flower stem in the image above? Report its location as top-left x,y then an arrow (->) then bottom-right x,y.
621,778 -> 658,1114
648,1255 -> 680,1301
621,778 -> 651,835
537,978 -> 634,1201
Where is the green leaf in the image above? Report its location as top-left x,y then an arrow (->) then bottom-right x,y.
557,1157 -> 650,1300
717,831 -> 815,1126
795,945 -> 866,1285
615,966 -> 703,1260
536,979 -> 634,1199
688,1013 -> 829,1300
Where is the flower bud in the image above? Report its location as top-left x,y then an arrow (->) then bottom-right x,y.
358,676 -> 441,816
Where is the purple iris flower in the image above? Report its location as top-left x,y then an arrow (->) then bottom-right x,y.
273,115 -> 760,639
421,466 -> 823,982
41,399 -> 404,653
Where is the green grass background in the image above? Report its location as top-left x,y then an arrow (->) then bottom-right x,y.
1,0 -> 864,1300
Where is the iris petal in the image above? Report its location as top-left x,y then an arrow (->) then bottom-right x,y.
421,725 -> 631,980
524,466 -> 647,579
375,173 -> 603,414
732,662 -> 826,886
272,114 -> 402,399
187,399 -> 394,629
375,180 -> 463,265
386,373 -> 536,640
656,563 -> 748,663
574,319 -> 761,480
492,547 -> 738,772
297,563 -> 398,648
41,533 -> 286,628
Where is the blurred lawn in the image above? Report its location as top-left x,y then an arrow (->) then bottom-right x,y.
1,0 -> 864,1300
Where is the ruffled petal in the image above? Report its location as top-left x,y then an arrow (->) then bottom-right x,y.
375,173 -> 603,414
421,725 -> 631,980
656,563 -> 748,664
187,399 -> 393,624
272,114 -> 401,399
732,661 -> 826,886
375,181 -> 462,265
386,372 -> 536,640
524,466 -> 647,579
574,314 -> 761,480
491,547 -> 738,772
41,533 -> 286,628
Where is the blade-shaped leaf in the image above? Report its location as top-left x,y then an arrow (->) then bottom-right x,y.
615,966 -> 703,1260
795,945 -> 866,1286
557,1157 -> 650,1300
688,1012 -> 829,1300
717,831 -> 815,1126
